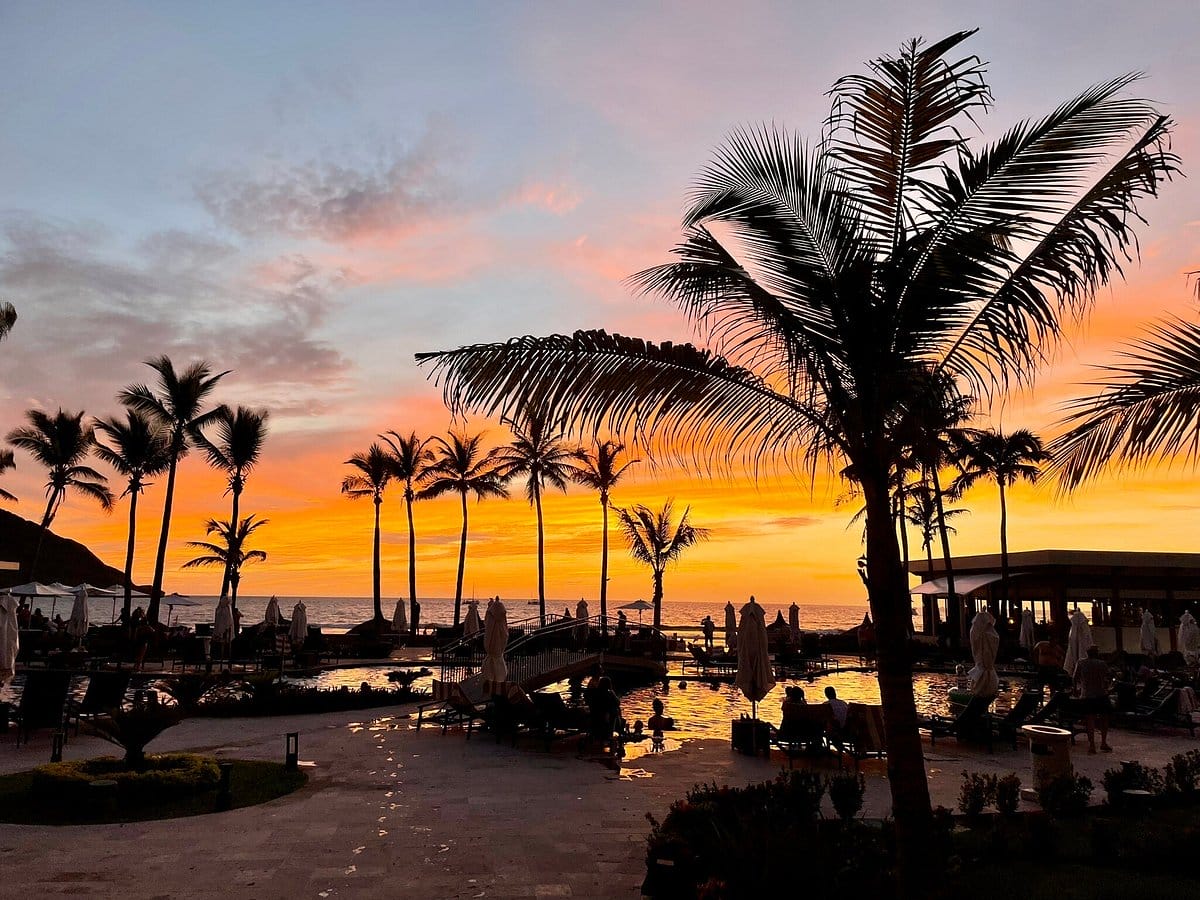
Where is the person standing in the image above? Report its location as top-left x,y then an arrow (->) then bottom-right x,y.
701,615 -> 715,650
1073,645 -> 1113,754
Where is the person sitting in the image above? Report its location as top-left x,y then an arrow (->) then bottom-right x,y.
52,613 -> 65,632
30,607 -> 47,630
780,685 -> 807,722
824,686 -> 849,731
17,602 -> 31,629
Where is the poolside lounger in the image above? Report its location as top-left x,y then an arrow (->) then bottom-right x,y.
770,704 -> 832,765
12,670 -> 72,747
69,670 -> 132,734
837,703 -> 887,767
921,694 -> 996,751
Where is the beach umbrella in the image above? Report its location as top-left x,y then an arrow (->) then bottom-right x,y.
735,596 -> 775,719
618,598 -> 654,624
162,592 -> 203,628
481,597 -> 508,685
463,600 -> 482,637
1140,609 -> 1159,655
391,598 -> 407,634
1064,608 -> 1093,677
967,610 -> 999,697
1019,608 -> 1035,651
104,583 -> 148,622
288,600 -> 308,650
1178,610 -> 1200,665
213,595 -> 234,643
6,582 -> 70,618
724,601 -> 737,651
66,585 -> 90,642
265,595 -> 282,628
788,602 -> 801,643
574,598 -> 589,643
0,592 -> 18,687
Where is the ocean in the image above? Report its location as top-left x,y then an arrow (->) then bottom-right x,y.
61,594 -> 879,634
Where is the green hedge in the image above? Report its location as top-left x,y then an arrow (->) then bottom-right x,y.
32,753 -> 220,804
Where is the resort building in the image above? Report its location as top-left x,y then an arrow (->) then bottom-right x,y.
909,549 -> 1200,653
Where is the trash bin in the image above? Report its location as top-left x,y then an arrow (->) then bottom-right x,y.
1020,724 -> 1073,792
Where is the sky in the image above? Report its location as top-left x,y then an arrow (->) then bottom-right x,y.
1,1 -> 1199,608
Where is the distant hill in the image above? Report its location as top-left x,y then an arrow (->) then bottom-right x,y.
0,508 -> 150,592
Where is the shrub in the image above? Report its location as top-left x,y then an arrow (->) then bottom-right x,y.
32,753 -> 219,804
84,705 -> 183,769
1039,773 -> 1093,817
995,773 -> 1022,816
198,682 -> 422,717
958,771 -> 996,820
827,772 -> 866,821
783,769 -> 826,821
1102,762 -> 1163,805
1163,750 -> 1200,797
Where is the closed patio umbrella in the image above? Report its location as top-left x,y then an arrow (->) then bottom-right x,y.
482,597 -> 508,686
735,596 -> 774,719
574,598 -> 589,643
1019,608 -> 1036,651
1064,608 -> 1093,677
788,602 -> 801,643
724,601 -> 737,651
213,595 -> 234,643
1179,610 -> 1200,665
66,585 -> 90,643
288,600 -> 308,650
1140,609 -> 1159,656
264,595 -> 282,627
463,600 -> 482,637
392,598 -> 407,634
0,592 -> 18,687
967,610 -> 999,697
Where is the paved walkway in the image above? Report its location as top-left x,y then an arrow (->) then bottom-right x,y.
1,703 -> 1196,899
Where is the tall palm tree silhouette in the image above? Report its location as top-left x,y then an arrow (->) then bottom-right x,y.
194,405 -> 269,612
120,357 -> 228,623
953,428 -> 1049,621
381,431 -> 433,635
420,432 -> 508,627
494,408 -> 576,625
614,500 -> 707,630
417,31 -> 1175,883
570,440 -> 637,633
93,411 -> 171,621
341,443 -> 393,625
7,409 -> 113,580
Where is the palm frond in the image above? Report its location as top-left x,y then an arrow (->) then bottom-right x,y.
1051,318 -> 1200,487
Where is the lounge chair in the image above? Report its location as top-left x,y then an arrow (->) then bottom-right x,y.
991,691 -> 1041,750
838,703 -> 887,767
687,644 -> 734,675
1114,686 -> 1196,736
420,680 -> 489,737
11,670 -> 72,746
770,704 -> 832,765
921,694 -> 996,751
69,671 -> 132,735
486,682 -> 541,745
1027,690 -> 1088,744
530,691 -> 589,750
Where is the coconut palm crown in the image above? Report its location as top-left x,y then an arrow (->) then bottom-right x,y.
415,30 -> 1176,882
614,500 -> 708,630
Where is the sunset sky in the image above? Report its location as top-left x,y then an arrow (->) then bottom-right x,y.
2,1 -> 1199,608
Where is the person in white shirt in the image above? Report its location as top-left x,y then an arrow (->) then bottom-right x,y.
824,686 -> 849,729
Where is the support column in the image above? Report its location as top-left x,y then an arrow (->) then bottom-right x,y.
1111,572 -> 1124,653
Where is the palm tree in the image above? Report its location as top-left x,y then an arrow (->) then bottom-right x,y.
419,432 -> 509,627
415,31 -> 1174,884
1052,312 -> 1200,487
953,429 -> 1049,621
0,450 -> 16,503
181,515 -> 269,608
905,482 -> 968,630
614,500 -> 708,630
569,440 -> 637,632
93,411 -> 171,621
120,357 -> 228,623
194,405 -> 269,611
493,408 -> 576,624
0,302 -> 15,341
381,431 -> 433,635
341,443 -> 393,625
6,409 -> 114,579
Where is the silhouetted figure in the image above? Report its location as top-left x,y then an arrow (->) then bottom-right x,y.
701,615 -> 715,650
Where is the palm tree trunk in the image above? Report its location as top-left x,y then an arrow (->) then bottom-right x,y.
372,496 -> 383,623
998,480 -> 1009,623
931,468 -> 960,648
122,488 -> 139,622
454,491 -> 468,627
862,467 -> 933,894
599,495 -> 609,635
26,491 -> 59,582
148,452 -> 180,624
222,479 -> 240,609
534,480 -> 546,626
406,488 -> 418,638
652,569 -> 663,630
